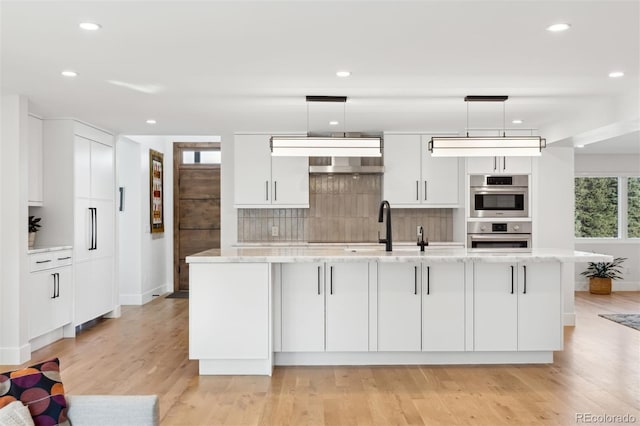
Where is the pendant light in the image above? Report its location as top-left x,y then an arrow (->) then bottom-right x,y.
270,96 -> 382,157
428,96 -> 546,157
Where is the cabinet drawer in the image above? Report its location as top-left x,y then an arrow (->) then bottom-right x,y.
29,253 -> 56,272
53,250 -> 73,267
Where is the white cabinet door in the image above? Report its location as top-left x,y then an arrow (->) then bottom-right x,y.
28,270 -> 55,339
377,263 -> 421,351
467,156 -> 531,174
421,136 -> 459,206
501,156 -> 532,174
517,262 -> 562,351
28,115 -> 43,205
271,156 -> 309,206
422,263 -> 465,351
382,134 -> 422,205
51,266 -> 72,330
234,134 -> 273,206
325,262 -> 369,352
74,256 -> 114,326
90,141 -> 114,200
281,263 -> 325,352
473,262 -> 517,351
74,136 -> 92,199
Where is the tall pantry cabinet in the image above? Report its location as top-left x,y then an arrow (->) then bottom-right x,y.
40,119 -> 117,327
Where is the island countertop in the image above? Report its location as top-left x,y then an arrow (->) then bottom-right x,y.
186,246 -> 611,264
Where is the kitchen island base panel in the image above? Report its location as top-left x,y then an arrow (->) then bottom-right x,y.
199,359 -> 273,376
275,351 -> 553,366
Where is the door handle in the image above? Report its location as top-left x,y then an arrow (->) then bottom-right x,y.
36,259 -> 52,264
414,266 -> 417,295
317,266 -> 321,295
503,156 -> 506,171
55,273 -> 60,298
274,181 -> 277,201
424,181 -> 427,201
510,265 -> 514,294
265,181 -> 269,201
426,266 -> 430,295
51,273 -> 56,299
416,181 -> 419,200
88,208 -> 95,250
93,207 -> 98,250
493,156 -> 497,171
57,256 -> 71,261
330,266 -> 333,295
523,265 -> 527,294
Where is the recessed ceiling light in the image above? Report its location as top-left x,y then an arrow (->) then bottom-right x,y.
546,23 -> 571,32
146,119 -> 157,124
329,121 -> 339,126
336,71 -> 351,78
79,22 -> 102,31
608,71 -> 625,78
576,145 -> 584,148
512,119 -> 523,124
61,70 -> 78,77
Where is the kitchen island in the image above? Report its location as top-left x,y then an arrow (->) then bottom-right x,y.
187,247 -> 610,375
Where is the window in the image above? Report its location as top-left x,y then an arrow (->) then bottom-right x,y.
575,176 -> 639,239
182,150 -> 221,165
629,177 -> 640,238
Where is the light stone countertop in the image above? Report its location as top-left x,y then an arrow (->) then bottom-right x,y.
27,245 -> 72,254
187,246 -> 612,264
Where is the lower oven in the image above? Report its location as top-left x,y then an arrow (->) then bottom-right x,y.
467,221 -> 532,252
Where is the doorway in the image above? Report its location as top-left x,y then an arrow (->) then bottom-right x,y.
173,142 -> 221,292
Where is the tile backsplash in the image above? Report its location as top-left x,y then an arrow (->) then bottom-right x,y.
238,175 -> 453,243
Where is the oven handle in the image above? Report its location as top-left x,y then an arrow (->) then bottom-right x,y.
467,234 -> 531,240
471,188 -> 528,193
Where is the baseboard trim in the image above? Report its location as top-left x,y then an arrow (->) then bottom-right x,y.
563,313 -> 576,326
0,343 -> 31,366
575,281 -> 640,291
119,284 -> 168,306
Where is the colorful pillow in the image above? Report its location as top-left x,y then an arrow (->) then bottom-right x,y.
0,358 -> 69,426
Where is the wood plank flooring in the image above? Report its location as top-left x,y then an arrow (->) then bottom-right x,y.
3,292 -> 639,425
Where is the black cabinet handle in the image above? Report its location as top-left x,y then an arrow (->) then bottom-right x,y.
427,266 -> 431,295
503,156 -> 506,171
88,208 -> 94,250
57,256 -> 71,261
493,156 -> 497,171
523,265 -> 527,294
265,181 -> 269,201
36,259 -> 52,264
51,273 -> 56,298
317,266 -> 321,295
510,265 -> 514,294
414,266 -> 417,295
56,273 -> 60,298
93,208 -> 98,250
330,266 -> 333,295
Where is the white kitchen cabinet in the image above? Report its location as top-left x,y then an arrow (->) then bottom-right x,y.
467,156 -> 532,175
325,262 -> 369,352
40,119 -> 116,327
383,133 -> 459,207
28,115 -> 44,206
377,262 -> 421,351
281,263 -> 325,352
28,251 -> 73,340
234,134 -> 309,208
474,262 -> 561,352
422,262 -> 465,351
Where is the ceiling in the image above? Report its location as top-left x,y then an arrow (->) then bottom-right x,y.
2,1 -> 639,153
576,130 -> 640,155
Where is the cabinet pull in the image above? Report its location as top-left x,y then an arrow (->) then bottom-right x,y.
93,208 -> 98,250
414,266 -> 417,295
317,266 -> 321,295
510,265 -> 514,294
330,266 -> 333,295
424,181 -> 428,201
493,156 -> 497,171
88,208 -> 94,250
523,265 -> 527,294
51,273 -> 56,299
503,156 -> 506,171
55,273 -> 60,298
416,181 -> 419,200
274,181 -> 277,201
36,259 -> 52,264
427,266 -> 430,295
57,256 -> 71,260
265,181 -> 269,201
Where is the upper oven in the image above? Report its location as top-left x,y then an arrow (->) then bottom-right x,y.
470,175 -> 528,218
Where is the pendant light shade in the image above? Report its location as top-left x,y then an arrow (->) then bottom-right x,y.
270,136 -> 382,157
428,96 -> 546,157
428,136 -> 546,157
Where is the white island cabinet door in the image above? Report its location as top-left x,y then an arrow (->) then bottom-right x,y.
189,263 -> 270,360
233,134 -> 272,206
377,263 -> 421,351
382,134 -> 422,205
281,263 -> 325,352
473,262 -> 517,351
517,262 -> 562,351
422,263 -> 465,351
325,262 -> 369,352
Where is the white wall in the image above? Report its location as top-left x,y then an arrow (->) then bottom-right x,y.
533,145 -> 576,325
0,95 -> 30,364
574,154 -> 640,291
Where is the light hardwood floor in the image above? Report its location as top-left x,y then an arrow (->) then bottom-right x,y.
3,292 -> 639,425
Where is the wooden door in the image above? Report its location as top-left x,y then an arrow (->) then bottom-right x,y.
173,143 -> 221,292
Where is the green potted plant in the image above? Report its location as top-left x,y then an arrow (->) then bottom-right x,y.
28,216 -> 41,249
581,257 -> 626,294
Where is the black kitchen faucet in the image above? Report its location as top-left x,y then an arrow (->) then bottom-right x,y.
378,200 -> 392,252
